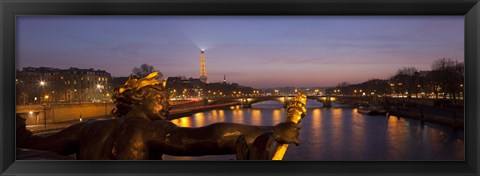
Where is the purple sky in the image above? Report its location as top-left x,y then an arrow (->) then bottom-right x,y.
17,16 -> 464,88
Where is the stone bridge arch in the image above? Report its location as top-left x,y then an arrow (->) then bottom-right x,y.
306,96 -> 333,107
244,96 -> 296,108
206,96 -> 336,108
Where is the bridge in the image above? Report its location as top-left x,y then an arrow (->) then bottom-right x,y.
204,95 -> 378,108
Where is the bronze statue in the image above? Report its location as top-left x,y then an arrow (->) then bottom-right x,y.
16,72 -> 305,160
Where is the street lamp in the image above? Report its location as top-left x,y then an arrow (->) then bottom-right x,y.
95,84 -> 105,102
38,81 -> 47,104
104,93 -> 110,118
43,94 -> 49,129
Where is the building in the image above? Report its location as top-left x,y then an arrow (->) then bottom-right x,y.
16,67 -> 112,104
166,77 -> 205,100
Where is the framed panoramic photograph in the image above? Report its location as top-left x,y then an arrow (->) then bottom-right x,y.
1,0 -> 479,176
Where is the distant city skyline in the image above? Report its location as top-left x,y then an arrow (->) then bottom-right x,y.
17,16 -> 464,88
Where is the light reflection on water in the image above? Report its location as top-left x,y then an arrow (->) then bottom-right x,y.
166,100 -> 464,161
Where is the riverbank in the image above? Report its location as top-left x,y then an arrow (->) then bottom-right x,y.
27,102 -> 240,135
388,106 -> 464,128
167,102 -> 239,120
340,99 -> 464,128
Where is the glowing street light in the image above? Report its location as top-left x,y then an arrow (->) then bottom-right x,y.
39,81 -> 46,86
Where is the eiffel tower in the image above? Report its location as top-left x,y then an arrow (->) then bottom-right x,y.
199,49 -> 208,83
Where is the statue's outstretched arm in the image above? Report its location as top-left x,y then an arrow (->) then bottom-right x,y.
18,121 -> 84,156
153,121 -> 298,156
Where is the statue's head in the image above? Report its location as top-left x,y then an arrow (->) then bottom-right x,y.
111,72 -> 171,120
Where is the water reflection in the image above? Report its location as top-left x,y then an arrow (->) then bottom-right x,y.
171,117 -> 192,127
251,109 -> 262,126
167,100 -> 464,160
194,113 -> 206,127
385,116 -> 409,159
232,109 -> 244,124
331,108 -> 344,158
351,109 -> 366,159
272,109 -> 282,125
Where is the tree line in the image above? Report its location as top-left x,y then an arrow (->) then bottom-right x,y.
331,58 -> 464,103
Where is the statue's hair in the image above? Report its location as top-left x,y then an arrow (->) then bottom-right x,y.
111,72 -> 167,118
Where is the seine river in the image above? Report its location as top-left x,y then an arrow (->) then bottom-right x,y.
165,100 -> 464,161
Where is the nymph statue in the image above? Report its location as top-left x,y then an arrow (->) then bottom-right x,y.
16,72 -> 305,160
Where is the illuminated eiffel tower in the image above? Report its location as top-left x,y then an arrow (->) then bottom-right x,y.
199,49 -> 208,83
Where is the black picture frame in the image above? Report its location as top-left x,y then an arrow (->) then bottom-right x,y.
1,0 -> 479,175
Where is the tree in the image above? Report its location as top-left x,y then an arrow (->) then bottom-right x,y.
132,64 -> 163,79
430,58 -> 463,103
335,82 -> 350,95
455,62 -> 465,100
390,67 -> 419,99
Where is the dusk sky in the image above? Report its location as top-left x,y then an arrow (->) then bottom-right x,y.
17,16 -> 464,88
